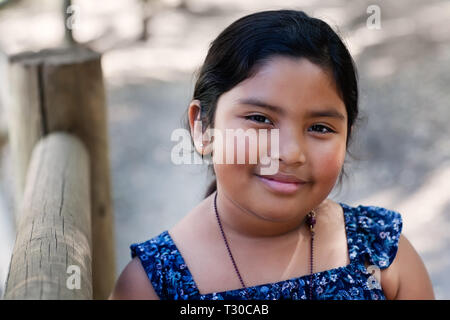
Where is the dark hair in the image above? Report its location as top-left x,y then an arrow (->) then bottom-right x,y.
182,9 -> 360,199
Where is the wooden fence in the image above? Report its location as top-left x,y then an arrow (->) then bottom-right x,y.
4,133 -> 92,299
2,46 -> 115,299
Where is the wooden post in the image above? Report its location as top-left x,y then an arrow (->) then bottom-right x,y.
0,49 -> 9,148
4,46 -> 115,299
4,51 -> 43,218
4,132 -> 92,299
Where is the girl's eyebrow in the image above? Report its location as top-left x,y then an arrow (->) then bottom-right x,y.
237,97 -> 346,121
237,98 -> 286,115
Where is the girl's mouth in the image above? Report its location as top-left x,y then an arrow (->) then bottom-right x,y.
255,174 -> 306,194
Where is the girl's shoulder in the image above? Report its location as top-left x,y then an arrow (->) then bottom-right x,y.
109,256 -> 160,300
128,229 -> 195,299
127,205 -> 212,299
341,202 -> 434,299
340,201 -> 403,270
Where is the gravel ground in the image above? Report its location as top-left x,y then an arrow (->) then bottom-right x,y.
0,0 -> 449,299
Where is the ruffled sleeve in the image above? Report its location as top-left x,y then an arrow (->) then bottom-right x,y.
130,231 -> 199,300
130,237 -> 166,299
354,205 -> 403,269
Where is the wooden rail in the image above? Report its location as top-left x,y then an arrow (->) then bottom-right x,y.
4,132 -> 92,299
3,46 -> 115,299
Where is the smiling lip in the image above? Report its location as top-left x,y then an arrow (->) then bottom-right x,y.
255,174 -> 307,194
257,172 -> 307,184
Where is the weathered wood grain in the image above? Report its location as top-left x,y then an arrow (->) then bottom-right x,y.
5,46 -> 115,299
4,132 -> 92,299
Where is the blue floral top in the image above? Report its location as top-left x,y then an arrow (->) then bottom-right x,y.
130,203 -> 403,300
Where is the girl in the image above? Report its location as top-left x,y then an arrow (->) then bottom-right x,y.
110,9 -> 434,300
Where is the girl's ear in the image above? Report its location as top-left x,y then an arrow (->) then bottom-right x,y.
188,99 -> 213,156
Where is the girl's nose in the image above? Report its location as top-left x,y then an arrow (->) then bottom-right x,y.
278,131 -> 306,165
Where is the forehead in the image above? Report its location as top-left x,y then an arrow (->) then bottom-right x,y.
220,56 -> 346,119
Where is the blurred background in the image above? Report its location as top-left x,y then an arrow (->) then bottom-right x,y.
0,0 -> 449,299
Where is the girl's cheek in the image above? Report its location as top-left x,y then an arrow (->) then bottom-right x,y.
312,144 -> 346,179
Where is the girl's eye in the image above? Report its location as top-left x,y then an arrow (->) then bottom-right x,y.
245,114 -> 273,125
309,124 -> 335,134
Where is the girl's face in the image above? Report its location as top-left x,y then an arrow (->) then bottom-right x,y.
197,56 -> 348,236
